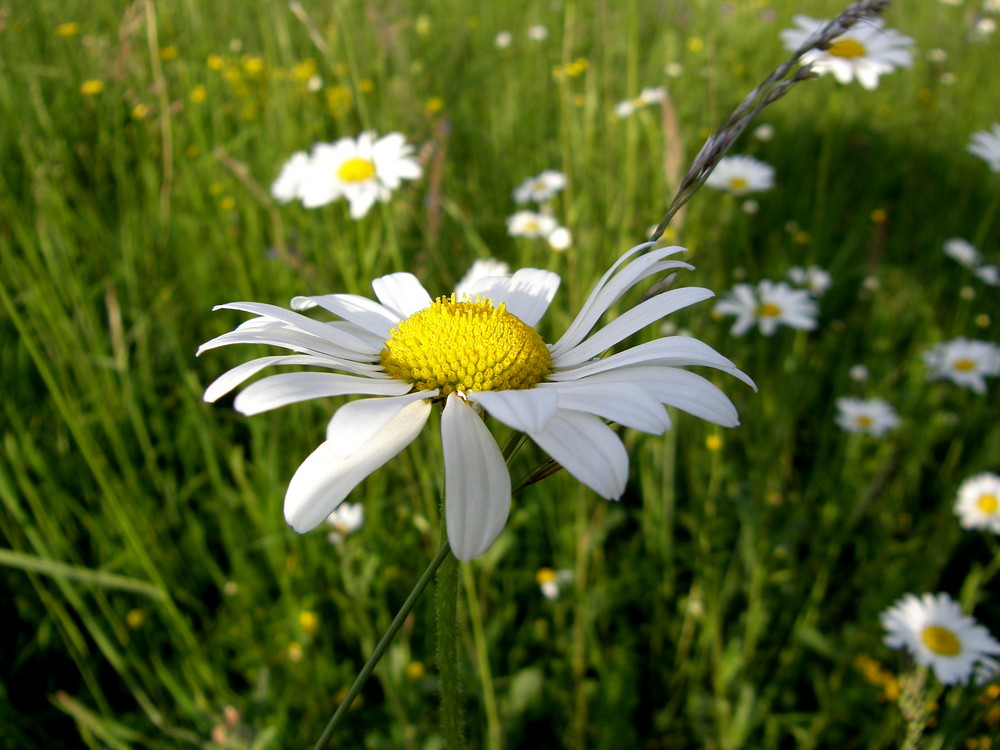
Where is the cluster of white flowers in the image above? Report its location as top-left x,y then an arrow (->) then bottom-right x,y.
271,132 -> 422,219
943,238 -> 999,286
507,170 -> 572,251
787,265 -> 832,296
613,86 -> 668,119
705,155 -> 775,197
713,278 -> 818,336
779,16 -> 914,90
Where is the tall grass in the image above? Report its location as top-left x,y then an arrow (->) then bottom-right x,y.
2,0 -> 998,747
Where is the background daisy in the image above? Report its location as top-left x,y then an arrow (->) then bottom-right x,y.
954,473 -> 1000,534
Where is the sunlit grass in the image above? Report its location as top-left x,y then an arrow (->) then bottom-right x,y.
2,0 -> 999,748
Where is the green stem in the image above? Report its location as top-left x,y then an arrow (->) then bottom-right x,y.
461,564 -> 502,750
312,541 -> 453,750
437,522 -> 466,749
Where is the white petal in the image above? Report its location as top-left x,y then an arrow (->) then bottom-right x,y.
234,372 -> 413,415
213,302 -> 381,355
529,411 -> 629,499
550,244 -> 691,357
469,388 -> 559,433
554,287 -> 714,367
543,382 -> 671,433
198,326 -> 380,366
204,354 -> 344,403
291,293 -> 400,339
284,398 -> 432,532
325,390 -> 437,456
550,337 -> 756,390
372,273 -> 433,318
441,394 -> 511,561
468,269 -> 561,326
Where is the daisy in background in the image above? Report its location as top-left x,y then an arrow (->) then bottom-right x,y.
325,502 -> 364,545
705,155 -> 775,196
614,86 -> 668,119
881,592 -> 1000,685
455,259 -> 510,297
944,238 -> 983,269
922,338 -> 1000,393
271,132 -> 422,218
835,397 -> 900,437
513,170 -> 567,205
506,210 -> 559,240
779,15 -> 914,90
954,472 -> 1000,534
714,279 -> 818,336
199,243 -> 754,561
537,568 -> 574,600
787,265 -> 832,296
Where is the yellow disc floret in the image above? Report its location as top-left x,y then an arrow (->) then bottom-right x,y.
920,625 -> 962,656
828,37 -> 866,59
380,295 -> 551,396
337,156 -> 376,183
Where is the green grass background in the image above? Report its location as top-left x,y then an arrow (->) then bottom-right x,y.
1,0 -> 999,747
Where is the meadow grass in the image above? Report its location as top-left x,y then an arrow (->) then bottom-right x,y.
1,0 -> 999,748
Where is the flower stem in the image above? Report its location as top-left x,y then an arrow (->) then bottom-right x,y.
312,540 -> 453,750
437,521 -> 466,750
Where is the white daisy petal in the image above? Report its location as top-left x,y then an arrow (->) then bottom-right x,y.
530,411 -> 629,499
547,381 -> 671,433
442,394 -> 511,561
469,388 -> 559,433
371,272 -> 434,318
197,326 -> 380,365
204,354 -> 345,403
234,372 -> 413,416
284,398 -> 432,532
325,390 -> 436,456
291,293 -> 400,338
214,301 -> 381,355
471,269 -> 561,326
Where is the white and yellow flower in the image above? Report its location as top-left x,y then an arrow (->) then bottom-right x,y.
325,501 -> 364,544
955,472 -> 1000,534
881,592 -> 1000,685
705,155 -> 775,196
200,244 -> 753,561
922,338 -> 1000,393
506,210 -> 559,239
714,280 -> 818,336
780,15 -> 914,90
835,397 -> 900,437
968,124 -> 1000,173
274,132 -> 422,218
513,170 -> 567,204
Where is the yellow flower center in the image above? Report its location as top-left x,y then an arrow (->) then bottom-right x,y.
953,358 -> 977,372
978,493 -> 999,514
536,568 -> 557,585
337,156 -> 376,183
757,302 -> 782,318
728,176 -> 749,192
828,37 -> 867,59
856,415 -> 873,428
380,295 -> 551,396
920,625 -> 962,656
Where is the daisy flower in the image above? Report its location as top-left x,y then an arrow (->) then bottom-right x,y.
944,238 -> 983,269
537,567 -> 573,600
271,151 -> 311,204
287,132 -> 422,218
704,155 -> 775,196
968,125 -> 1000,172
787,265 -> 832,296
922,338 -> 1000,393
955,472 -> 1000,534
614,86 -> 667,118
513,170 -> 567,204
835,397 -> 900,437
507,210 -> 559,239
881,592 -> 1000,685
325,501 -> 364,544
199,243 -> 754,561
547,226 -> 573,252
779,15 -> 915,90
714,280 -> 818,336
975,265 -> 1000,286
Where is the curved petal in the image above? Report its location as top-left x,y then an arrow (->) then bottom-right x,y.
467,268 -> 561,327
210,303 -> 381,356
291,293 -> 400,339
234,372 -> 413,415
372,273 -> 433,318
553,287 -> 714,367
468,388 -> 559,433
550,337 -> 756,390
198,327 -> 382,367
543,381 -> 671,434
442,394 -> 511,561
284,398 -> 432,532
326,390 -> 437,455
204,354 -> 348,403
529,411 -> 629,499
